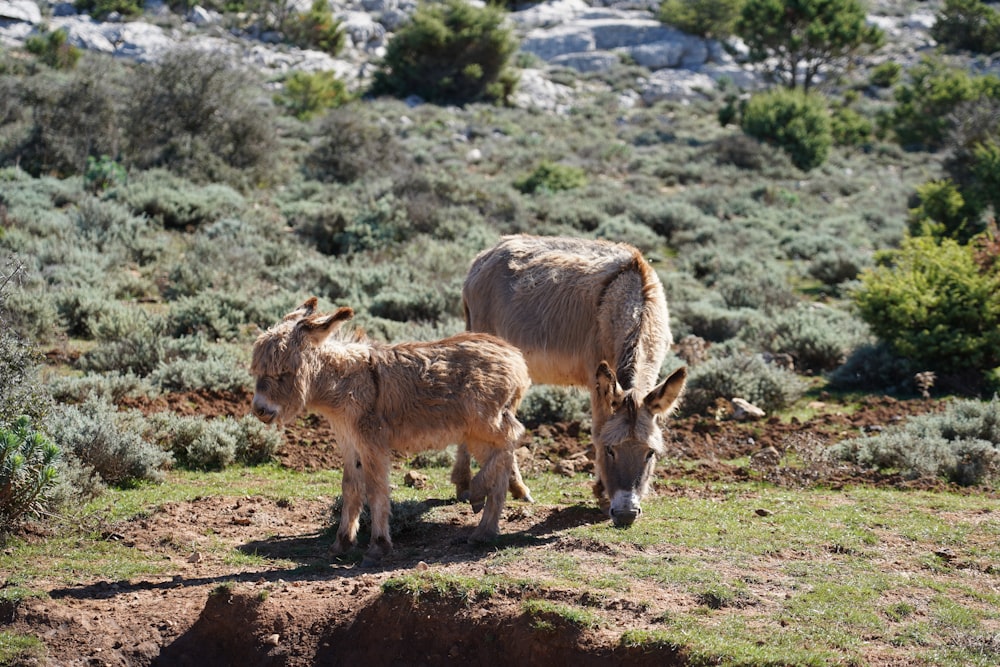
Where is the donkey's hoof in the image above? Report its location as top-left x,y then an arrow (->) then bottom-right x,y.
468,528 -> 499,545
470,499 -> 486,514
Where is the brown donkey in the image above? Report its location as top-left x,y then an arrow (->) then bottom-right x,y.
250,297 -> 531,565
453,235 -> 687,527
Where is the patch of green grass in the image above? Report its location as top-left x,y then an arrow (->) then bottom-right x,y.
0,631 -> 46,665
522,598 -> 602,630
382,570 -> 539,603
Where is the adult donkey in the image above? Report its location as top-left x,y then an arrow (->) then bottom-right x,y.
451,235 -> 687,527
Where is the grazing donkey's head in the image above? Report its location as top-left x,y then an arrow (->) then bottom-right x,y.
250,297 -> 353,425
594,361 -> 687,528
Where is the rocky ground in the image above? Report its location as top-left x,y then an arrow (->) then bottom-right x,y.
1,388 -> 952,667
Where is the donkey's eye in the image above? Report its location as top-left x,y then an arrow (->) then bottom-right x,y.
645,450 -> 656,462
605,445 -> 615,460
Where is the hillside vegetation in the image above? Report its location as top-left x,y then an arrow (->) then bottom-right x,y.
2,0 -> 1000,663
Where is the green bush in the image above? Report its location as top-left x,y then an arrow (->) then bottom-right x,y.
832,396 -> 1000,486
275,70 -> 351,120
117,169 -> 245,230
281,0 -> 346,55
658,0 -> 743,38
47,397 -> 171,487
931,0 -> 1000,55
0,260 -> 50,427
25,28 -> 81,70
47,371 -> 154,405
739,88 -> 832,171
77,305 -> 166,376
853,235 -> 1000,376
0,416 -> 59,535
369,286 -> 451,323
679,351 -> 807,417
371,0 -> 518,105
515,161 -> 588,194
830,106 -> 873,148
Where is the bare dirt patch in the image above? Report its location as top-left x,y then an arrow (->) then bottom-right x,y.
4,390 -> 950,666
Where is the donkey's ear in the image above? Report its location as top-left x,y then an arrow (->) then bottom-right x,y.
644,366 -> 687,416
595,361 -> 625,411
300,307 -> 354,345
283,296 -> 321,321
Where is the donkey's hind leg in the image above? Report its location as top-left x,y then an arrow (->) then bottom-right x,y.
466,443 -> 512,543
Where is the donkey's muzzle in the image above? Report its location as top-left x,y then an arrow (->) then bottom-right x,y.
611,506 -> 641,528
251,397 -> 278,424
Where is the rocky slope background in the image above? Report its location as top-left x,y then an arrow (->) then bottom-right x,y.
0,0 -> 955,111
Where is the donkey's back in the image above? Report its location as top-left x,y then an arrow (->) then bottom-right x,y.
463,234 -> 671,390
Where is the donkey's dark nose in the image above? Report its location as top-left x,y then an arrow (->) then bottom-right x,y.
611,507 -> 640,528
251,397 -> 277,424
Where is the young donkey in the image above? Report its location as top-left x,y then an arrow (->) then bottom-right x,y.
453,235 -> 687,527
250,297 -> 531,564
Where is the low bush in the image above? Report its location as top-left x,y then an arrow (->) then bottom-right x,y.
826,342 -> 919,393
149,341 -> 250,393
890,56 -> 1000,151
0,416 -> 60,535
281,0 -> 346,55
117,169 -> 246,230
679,351 -> 808,416
518,386 -> 590,428
832,396 -> 1000,486
124,49 -> 281,187
74,0 -> 142,19
47,397 -> 171,487
77,305 -> 166,376
145,413 -> 281,470
743,304 -> 870,374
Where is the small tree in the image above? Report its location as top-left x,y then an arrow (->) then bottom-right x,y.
25,27 -> 81,70
658,0 -> 744,39
371,0 -> 518,105
736,0 -> 883,90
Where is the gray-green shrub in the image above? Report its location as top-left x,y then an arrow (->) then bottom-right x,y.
116,169 -> 246,230
145,413 -> 282,470
826,342 -> 919,393
518,386 -> 590,428
305,107 -> 411,184
742,304 -> 870,374
832,396 -> 1000,486
77,305 -> 166,376
47,397 -> 171,487
679,351 -> 808,416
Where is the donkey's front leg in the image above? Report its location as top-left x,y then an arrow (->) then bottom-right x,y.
360,447 -> 394,567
